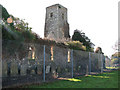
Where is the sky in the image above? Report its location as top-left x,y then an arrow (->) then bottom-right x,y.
0,0 -> 119,57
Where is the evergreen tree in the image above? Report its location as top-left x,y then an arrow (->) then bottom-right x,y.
72,29 -> 94,52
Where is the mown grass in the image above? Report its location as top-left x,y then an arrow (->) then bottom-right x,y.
26,70 -> 119,88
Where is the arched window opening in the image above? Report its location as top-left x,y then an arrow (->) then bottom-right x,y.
68,49 -> 70,62
51,46 -> 54,61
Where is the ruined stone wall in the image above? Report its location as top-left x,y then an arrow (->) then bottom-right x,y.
2,40 -> 104,87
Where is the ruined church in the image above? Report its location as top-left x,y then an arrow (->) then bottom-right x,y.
44,4 -> 70,41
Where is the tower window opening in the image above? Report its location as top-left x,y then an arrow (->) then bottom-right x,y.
50,13 -> 53,18
62,13 -> 64,19
58,6 -> 61,8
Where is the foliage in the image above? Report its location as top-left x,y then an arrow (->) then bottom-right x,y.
1,4 -> 10,20
1,5 -> 38,42
11,15 -> 32,32
111,52 -> 119,67
112,52 -> 120,58
95,47 -> 104,54
64,41 -> 86,51
112,41 -> 119,52
90,48 -> 94,52
72,29 -> 94,52
2,26 -> 15,40
22,30 -> 36,41
111,58 -> 119,65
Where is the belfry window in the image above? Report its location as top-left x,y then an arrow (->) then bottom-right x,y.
58,6 -> 61,8
50,13 -> 53,18
62,13 -> 64,19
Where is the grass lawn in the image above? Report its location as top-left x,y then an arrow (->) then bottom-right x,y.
26,70 -> 119,88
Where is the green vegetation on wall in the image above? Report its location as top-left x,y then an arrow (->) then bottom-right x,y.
72,29 -> 94,52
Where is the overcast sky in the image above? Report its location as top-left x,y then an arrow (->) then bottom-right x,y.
1,0 -> 119,57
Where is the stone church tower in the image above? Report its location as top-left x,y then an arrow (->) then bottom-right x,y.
44,4 -> 70,41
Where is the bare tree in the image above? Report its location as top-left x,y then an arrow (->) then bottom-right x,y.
112,40 -> 120,52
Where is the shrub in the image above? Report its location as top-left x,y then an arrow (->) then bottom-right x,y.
64,41 -> 86,51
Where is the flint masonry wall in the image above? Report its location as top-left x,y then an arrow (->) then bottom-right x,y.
44,4 -> 70,40
2,40 -> 104,87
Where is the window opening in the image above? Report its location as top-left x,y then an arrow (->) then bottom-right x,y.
68,49 -> 70,62
51,46 -> 54,61
62,13 -> 64,19
50,13 -> 53,18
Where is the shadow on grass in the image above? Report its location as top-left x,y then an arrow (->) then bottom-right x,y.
25,70 -> 118,88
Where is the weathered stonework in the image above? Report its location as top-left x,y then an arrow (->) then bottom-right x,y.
44,4 -> 70,41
